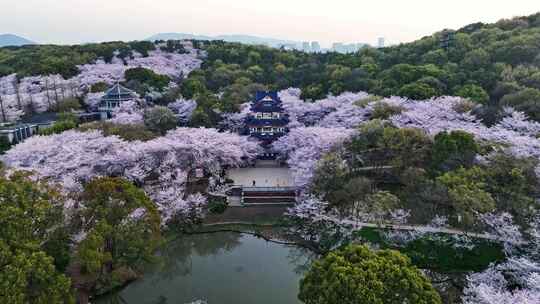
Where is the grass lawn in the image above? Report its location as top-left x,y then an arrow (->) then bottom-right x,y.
356,227 -> 505,272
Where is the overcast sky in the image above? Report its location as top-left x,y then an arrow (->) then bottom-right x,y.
1,0 -> 539,46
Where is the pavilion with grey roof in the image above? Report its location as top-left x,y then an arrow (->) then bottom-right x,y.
98,83 -> 135,119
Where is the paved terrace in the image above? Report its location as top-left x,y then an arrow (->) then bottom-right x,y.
226,163 -> 294,188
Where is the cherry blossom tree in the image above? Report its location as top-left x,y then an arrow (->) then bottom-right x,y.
109,100 -> 145,125
285,196 -> 356,250
0,74 -> 24,122
2,128 -> 260,223
126,49 -> 202,80
272,127 -> 356,187
481,212 -> 524,254
83,92 -> 105,111
462,258 -> 540,304
279,88 -> 370,128
73,60 -> 127,89
168,98 -> 197,124
497,107 -> 540,137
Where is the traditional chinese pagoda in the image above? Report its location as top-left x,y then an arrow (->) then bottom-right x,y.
98,83 -> 135,119
245,91 -> 289,158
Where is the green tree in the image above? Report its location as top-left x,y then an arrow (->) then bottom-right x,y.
39,113 -> 79,136
143,106 -> 177,135
348,121 -> 431,172
437,167 -> 495,227
430,130 -> 478,173
483,153 -> 539,221
124,67 -> 170,92
398,82 -> 439,100
455,84 -> 489,104
79,121 -> 158,141
0,172 -> 73,303
311,153 -> 349,202
75,177 -> 161,291
370,102 -> 403,120
180,78 -> 207,99
90,82 -> 108,93
363,191 -> 400,223
299,245 -> 441,304
55,97 -> 82,112
501,88 -> 540,121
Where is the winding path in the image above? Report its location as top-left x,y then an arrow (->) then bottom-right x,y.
204,219 -> 518,244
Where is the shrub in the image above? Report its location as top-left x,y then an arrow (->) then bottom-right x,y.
455,84 -> 489,104
79,122 -> 158,141
371,102 -> 404,119
55,97 -> 82,112
144,106 -> 177,135
207,198 -> 228,214
90,82 -> 109,93
39,113 -> 79,135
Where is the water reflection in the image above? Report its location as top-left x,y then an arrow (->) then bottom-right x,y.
96,232 -> 311,304
151,232 -> 243,280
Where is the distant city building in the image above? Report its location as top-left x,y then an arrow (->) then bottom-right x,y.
378,37 -> 385,48
331,42 -> 368,54
99,83 -> 136,119
278,43 -> 297,51
332,43 -> 344,53
302,41 -> 311,52
311,41 -> 321,53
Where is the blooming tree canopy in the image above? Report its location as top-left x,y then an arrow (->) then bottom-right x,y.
272,127 -> 356,187
2,128 -> 261,223
0,42 -> 202,120
109,100 -> 145,125
168,98 -> 197,124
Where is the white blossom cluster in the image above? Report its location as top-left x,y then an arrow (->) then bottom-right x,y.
168,98 -> 197,124
109,100 -> 145,125
463,257 -> 540,304
272,127 -> 356,188
2,128 -> 261,224
0,42 -> 202,122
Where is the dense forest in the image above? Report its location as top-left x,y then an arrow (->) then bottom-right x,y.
182,12 -> 540,125
1,13 -> 540,126
0,40 -> 182,78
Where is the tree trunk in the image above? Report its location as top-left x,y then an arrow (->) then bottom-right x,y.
14,80 -> 22,110
53,79 -> 59,106
0,95 -> 6,122
76,288 -> 90,304
45,78 -> 52,108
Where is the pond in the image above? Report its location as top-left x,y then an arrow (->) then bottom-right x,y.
95,232 -> 311,304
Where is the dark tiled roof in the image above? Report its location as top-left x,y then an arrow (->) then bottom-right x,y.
255,91 -> 281,103
251,91 -> 284,112
102,84 -> 135,101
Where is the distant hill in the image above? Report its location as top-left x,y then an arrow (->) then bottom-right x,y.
147,33 -> 300,48
0,34 -> 35,47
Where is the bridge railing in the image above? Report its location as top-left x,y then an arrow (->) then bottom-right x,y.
242,186 -> 297,192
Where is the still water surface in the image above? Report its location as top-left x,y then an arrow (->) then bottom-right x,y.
96,232 -> 311,304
